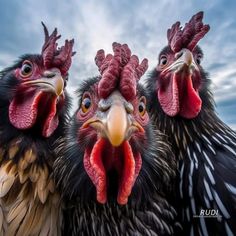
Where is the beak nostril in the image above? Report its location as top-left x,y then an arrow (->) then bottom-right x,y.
124,102 -> 134,114
98,99 -> 111,112
175,51 -> 183,59
43,70 -> 58,78
45,72 -> 56,78
100,106 -> 110,112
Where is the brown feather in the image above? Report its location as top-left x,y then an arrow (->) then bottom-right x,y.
8,145 -> 19,160
40,202 -> 52,236
0,206 -> 3,233
49,205 -> 58,235
28,204 -> 46,235
38,166 -> 49,191
47,178 -> 55,193
0,149 -> 61,235
24,149 -> 37,164
18,157 -> 30,171
18,168 -> 30,184
37,187 -> 49,204
14,200 -> 37,236
0,170 -> 15,198
7,198 -> 28,223
39,213 -> 51,236
29,164 -> 40,183
6,202 -> 28,236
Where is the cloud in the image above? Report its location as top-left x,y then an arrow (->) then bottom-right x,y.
0,0 -> 235,126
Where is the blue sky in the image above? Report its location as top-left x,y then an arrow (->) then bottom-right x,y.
0,0 -> 236,128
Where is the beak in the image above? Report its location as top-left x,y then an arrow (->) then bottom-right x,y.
179,48 -> 193,66
105,103 -> 128,146
82,92 -> 144,147
22,70 -> 64,96
163,48 -> 197,73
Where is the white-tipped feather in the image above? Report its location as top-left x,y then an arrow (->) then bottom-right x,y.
225,182 -> 236,195
212,190 -> 230,219
200,217 -> 209,236
0,171 -> 15,198
203,151 -> 214,170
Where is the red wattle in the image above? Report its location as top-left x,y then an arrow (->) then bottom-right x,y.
179,76 -> 202,118
84,138 -> 107,204
42,96 -> 59,137
83,138 -> 142,205
158,72 -> 202,119
9,90 -> 43,130
9,89 -> 60,137
117,141 -> 141,205
158,75 -> 179,117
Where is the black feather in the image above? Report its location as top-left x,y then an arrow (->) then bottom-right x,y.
145,45 -> 236,235
54,79 -> 181,235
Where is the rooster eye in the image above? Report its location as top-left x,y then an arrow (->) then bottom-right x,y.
63,74 -> 69,87
20,61 -> 33,77
196,56 -> 202,65
81,96 -> 92,113
160,56 -> 168,66
138,97 -> 146,116
196,54 -> 202,65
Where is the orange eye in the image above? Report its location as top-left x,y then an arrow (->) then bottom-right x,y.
20,61 -> 33,77
138,96 -> 146,116
81,96 -> 92,113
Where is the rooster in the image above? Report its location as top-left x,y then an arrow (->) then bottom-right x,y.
0,23 -> 74,235
146,11 -> 236,235
54,43 -> 179,235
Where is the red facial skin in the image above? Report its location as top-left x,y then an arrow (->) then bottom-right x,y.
9,59 -> 66,137
156,47 -> 204,119
76,84 -> 149,205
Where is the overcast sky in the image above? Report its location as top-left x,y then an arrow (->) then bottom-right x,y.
0,0 -> 235,128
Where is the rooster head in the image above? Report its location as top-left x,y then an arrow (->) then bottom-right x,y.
2,23 -> 75,137
156,11 -> 210,119
68,43 -> 149,205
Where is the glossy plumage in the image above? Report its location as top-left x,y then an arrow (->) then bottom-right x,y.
146,14 -> 236,236
0,24 -> 73,235
147,67 -> 236,235
54,75 -> 180,235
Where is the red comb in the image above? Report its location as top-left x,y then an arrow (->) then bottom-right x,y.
95,42 -> 148,100
167,11 -> 210,53
41,22 -> 76,75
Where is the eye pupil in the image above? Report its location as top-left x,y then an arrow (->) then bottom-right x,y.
196,54 -> 202,65
20,61 -> 33,77
138,97 -> 146,117
84,99 -> 91,109
139,104 -> 144,113
23,65 -> 31,73
160,56 -> 167,65
81,97 -> 92,113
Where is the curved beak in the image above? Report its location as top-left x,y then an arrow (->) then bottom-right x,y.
182,48 -> 193,66
106,103 -> 128,146
22,70 -> 64,96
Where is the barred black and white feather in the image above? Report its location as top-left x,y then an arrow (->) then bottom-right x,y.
146,57 -> 236,236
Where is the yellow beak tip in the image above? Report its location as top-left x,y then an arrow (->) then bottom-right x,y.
109,135 -> 125,147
